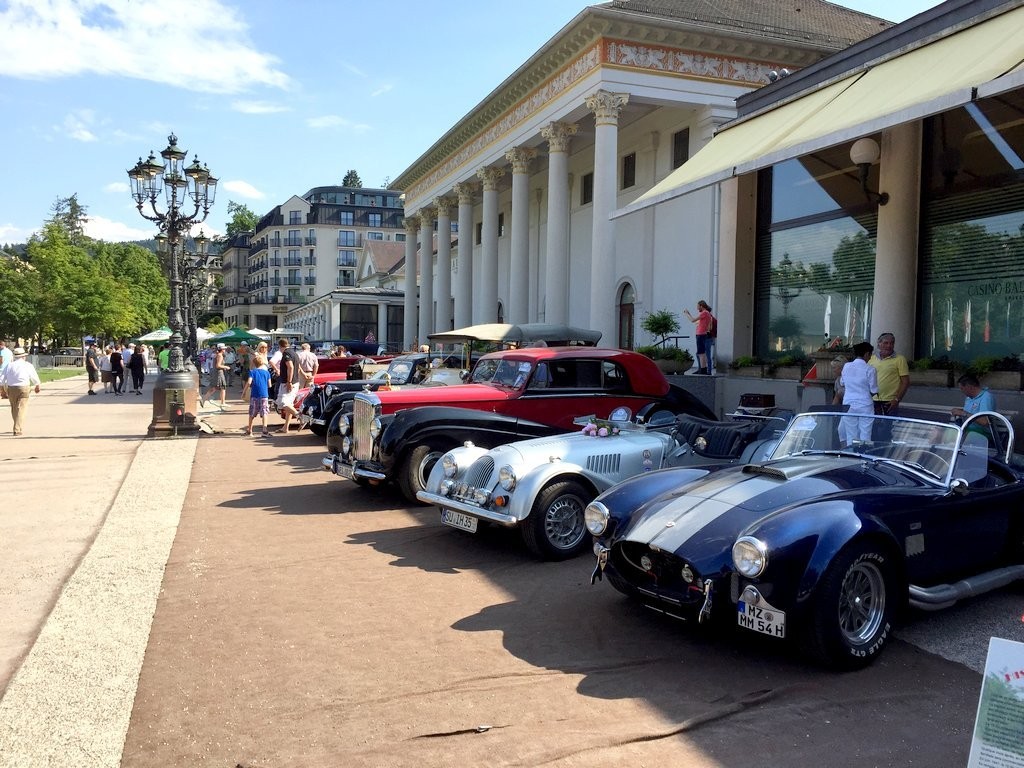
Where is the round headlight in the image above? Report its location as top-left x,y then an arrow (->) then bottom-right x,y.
369,417 -> 383,439
473,488 -> 490,506
732,536 -> 768,578
338,414 -> 351,436
341,435 -> 352,456
585,501 -> 610,536
441,453 -> 458,478
498,465 -> 516,491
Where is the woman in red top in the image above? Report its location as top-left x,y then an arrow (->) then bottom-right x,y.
684,300 -> 714,375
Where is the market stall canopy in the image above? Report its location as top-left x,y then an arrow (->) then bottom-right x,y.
269,328 -> 303,338
246,327 -> 272,339
429,323 -> 602,346
210,327 -> 268,345
135,326 -> 173,343
196,327 -> 215,342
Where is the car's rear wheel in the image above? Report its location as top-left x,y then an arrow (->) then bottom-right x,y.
803,542 -> 896,669
521,480 -> 592,560
398,443 -> 446,504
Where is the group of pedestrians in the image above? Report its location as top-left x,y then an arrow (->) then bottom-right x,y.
86,341 -> 154,396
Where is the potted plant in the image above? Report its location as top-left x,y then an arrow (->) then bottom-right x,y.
729,355 -> 766,377
966,355 -> 1021,391
767,351 -> 808,380
910,357 -> 955,388
639,309 -> 691,373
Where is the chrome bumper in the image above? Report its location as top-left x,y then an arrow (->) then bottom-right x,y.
320,454 -> 386,481
415,490 -> 518,527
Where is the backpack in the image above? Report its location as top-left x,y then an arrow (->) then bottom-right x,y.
709,314 -> 718,339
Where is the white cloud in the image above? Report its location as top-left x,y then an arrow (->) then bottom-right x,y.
341,62 -> 367,78
307,115 -> 371,133
370,84 -> 393,98
0,0 -> 291,95
104,181 -> 130,193
231,100 -> 290,114
83,215 -> 155,242
221,180 -> 265,200
0,224 -> 38,243
62,109 -> 98,141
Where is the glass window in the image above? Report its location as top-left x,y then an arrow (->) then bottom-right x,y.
918,91 -> 1024,363
367,232 -> 383,240
754,147 -> 880,358
672,128 -> 690,169
396,233 -> 406,242
289,211 -> 301,225
340,303 -> 377,340
621,152 -> 636,189
580,172 -> 594,205
339,211 -> 354,226
339,230 -> 356,247
368,212 -> 382,227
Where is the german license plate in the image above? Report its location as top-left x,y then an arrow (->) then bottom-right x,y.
737,599 -> 786,638
332,456 -> 354,479
440,509 -> 478,533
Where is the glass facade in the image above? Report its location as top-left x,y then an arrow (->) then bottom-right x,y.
918,89 -> 1024,363
755,144 -> 880,357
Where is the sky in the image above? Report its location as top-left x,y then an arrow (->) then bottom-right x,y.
0,0 -> 943,245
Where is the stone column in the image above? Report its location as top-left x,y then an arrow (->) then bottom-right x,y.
434,196 -> 454,333
585,90 -> 628,344
477,166 -> 504,323
453,182 -> 476,329
874,122 -> 922,351
504,146 -> 536,324
540,121 -> 577,325
403,215 -> 419,350
418,207 -> 435,344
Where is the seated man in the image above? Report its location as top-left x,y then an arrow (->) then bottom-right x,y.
951,373 -> 995,426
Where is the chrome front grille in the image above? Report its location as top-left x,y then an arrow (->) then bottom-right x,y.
464,457 -> 495,490
352,394 -> 378,461
586,452 -> 621,475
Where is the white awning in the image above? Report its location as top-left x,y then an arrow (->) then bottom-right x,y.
614,4 -> 1024,219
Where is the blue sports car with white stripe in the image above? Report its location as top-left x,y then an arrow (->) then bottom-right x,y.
586,410 -> 1024,668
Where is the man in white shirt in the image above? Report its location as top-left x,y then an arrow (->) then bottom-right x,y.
0,347 -> 41,436
0,340 -> 13,373
838,341 -> 878,446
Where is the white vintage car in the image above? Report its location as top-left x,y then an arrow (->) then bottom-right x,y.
415,406 -> 754,560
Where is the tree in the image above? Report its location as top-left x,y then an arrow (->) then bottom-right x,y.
90,241 -> 170,334
48,194 -> 90,246
640,309 -> 681,347
342,169 -> 363,188
0,257 -> 43,340
223,200 -> 259,238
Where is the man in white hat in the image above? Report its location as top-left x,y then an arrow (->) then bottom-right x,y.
0,347 -> 41,436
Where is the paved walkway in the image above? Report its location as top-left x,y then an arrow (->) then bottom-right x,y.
0,375 -> 204,766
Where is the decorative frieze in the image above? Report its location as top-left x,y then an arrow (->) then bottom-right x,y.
605,39 -> 779,87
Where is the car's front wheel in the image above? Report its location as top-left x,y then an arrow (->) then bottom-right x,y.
521,480 -> 592,560
803,542 -> 897,669
398,443 -> 446,504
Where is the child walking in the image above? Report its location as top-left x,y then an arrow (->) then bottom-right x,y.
246,353 -> 273,437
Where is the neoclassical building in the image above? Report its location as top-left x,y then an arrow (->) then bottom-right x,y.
392,0 -> 889,349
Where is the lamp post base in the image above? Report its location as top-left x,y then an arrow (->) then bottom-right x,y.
148,368 -> 201,437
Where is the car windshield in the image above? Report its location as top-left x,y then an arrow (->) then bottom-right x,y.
770,412 -> 961,479
469,358 -> 533,390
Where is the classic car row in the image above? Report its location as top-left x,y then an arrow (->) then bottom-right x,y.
307,329 -> 1024,668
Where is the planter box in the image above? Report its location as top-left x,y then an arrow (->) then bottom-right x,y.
982,371 -> 1021,391
654,358 -> 690,375
732,366 -> 765,378
771,366 -> 804,380
914,369 -> 953,388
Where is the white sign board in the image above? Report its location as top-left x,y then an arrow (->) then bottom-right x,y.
968,637 -> 1024,768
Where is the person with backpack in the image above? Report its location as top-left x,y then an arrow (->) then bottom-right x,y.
683,299 -> 715,375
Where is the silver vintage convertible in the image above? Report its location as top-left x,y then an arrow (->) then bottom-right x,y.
416,408 -> 789,560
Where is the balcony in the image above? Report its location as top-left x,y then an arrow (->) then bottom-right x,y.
285,257 -> 303,267
269,257 -> 282,267
284,237 -> 302,247
251,240 -> 268,255
304,276 -> 317,285
270,277 -> 282,286
337,257 -> 357,268
336,276 -> 356,288
305,236 -> 317,245
269,238 -> 282,248
304,256 -> 317,266
284,277 -> 302,286
337,234 -> 362,247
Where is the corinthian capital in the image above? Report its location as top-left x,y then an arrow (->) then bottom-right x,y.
504,146 -> 537,175
476,166 -> 505,191
585,90 -> 629,126
404,215 -> 420,234
433,196 -> 455,218
418,206 -> 435,225
453,182 -> 476,205
540,121 -> 578,153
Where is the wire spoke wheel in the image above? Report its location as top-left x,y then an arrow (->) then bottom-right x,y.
837,560 -> 886,645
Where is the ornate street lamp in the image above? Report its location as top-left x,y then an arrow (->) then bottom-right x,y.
128,134 -> 217,435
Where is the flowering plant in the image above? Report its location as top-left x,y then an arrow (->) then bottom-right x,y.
580,418 -> 620,437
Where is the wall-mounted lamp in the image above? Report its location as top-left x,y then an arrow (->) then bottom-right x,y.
849,137 -> 889,205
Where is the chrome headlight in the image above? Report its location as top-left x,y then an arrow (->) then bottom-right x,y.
473,488 -> 490,505
338,414 -> 351,436
732,536 -> 768,578
441,453 -> 458,478
369,417 -> 383,439
341,435 -> 352,456
498,465 -> 516,491
585,501 -> 609,536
